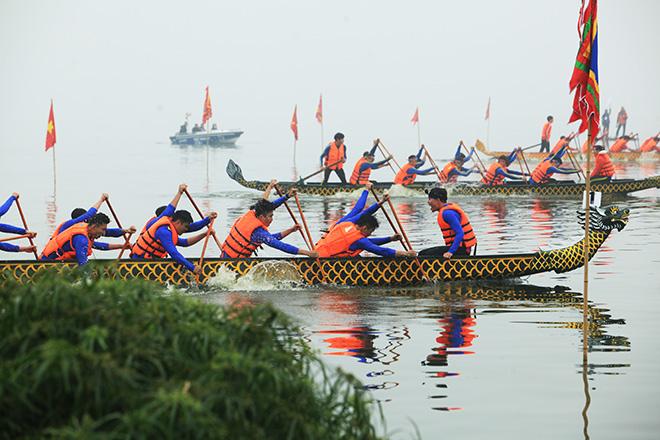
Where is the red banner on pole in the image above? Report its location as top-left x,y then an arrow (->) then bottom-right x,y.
316,94 -> 323,124
411,107 -> 419,124
291,105 -> 298,140
202,86 -> 213,125
45,100 -> 56,151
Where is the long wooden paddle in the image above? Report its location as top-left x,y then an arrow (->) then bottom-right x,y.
521,142 -> 542,151
565,148 -> 587,181
376,139 -> 402,171
183,188 -> 222,250
378,191 -> 429,281
369,189 -> 409,252
292,193 -> 327,283
13,197 -> 38,259
518,149 -> 533,176
273,184 -> 311,249
0,234 -> 31,243
104,198 -> 133,261
299,159 -> 344,183
196,218 -> 215,283
462,142 -> 486,175
515,147 -> 530,188
420,144 -> 445,182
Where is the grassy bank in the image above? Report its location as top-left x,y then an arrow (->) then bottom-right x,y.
0,267 -> 385,439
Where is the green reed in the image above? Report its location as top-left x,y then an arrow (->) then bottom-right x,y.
0,266 -> 386,440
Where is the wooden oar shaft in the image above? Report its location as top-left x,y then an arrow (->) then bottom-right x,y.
274,184 -> 311,249
566,149 -> 587,180
370,189 -> 409,251
13,198 -> 38,259
522,142 -> 542,151
183,188 -> 223,250
518,149 -> 532,175
197,218 -> 215,283
421,145 -> 444,181
301,159 -> 343,182
293,193 -> 327,283
463,143 -> 486,175
105,199 -> 132,260
0,234 -> 31,243
377,140 -> 402,170
516,148 -> 529,187
377,144 -> 398,175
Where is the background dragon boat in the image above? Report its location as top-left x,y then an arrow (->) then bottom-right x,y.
227,159 -> 659,197
0,206 -> 629,287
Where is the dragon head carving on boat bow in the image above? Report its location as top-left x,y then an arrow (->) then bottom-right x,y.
578,205 -> 630,232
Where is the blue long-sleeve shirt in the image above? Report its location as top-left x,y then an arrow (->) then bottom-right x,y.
145,204 -> 210,232
0,242 -> 20,252
0,195 -> 27,235
0,196 -> 16,218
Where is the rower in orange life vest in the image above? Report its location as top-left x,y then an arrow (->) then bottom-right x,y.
0,192 -> 37,254
136,184 -> 211,236
349,140 -> 393,185
419,187 -> 476,259
393,147 -> 435,186
609,135 -> 635,153
540,115 -> 554,153
590,144 -> 615,183
320,132 -> 348,184
639,135 -> 660,153
551,134 -> 576,154
581,132 -> 606,153
222,181 -> 319,259
438,147 -> 480,184
315,194 -> 416,258
528,146 -> 581,184
40,213 -> 112,266
480,151 -> 526,186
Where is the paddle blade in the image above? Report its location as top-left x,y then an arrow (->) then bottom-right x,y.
226,159 -> 244,182
475,139 -> 489,154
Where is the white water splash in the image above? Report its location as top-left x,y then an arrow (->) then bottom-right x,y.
206,261 -> 304,291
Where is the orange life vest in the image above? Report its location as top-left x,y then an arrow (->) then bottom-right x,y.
437,203 -> 477,250
581,140 -> 589,153
394,163 -> 417,185
315,222 -> 364,257
640,138 -> 658,153
542,121 -> 552,141
131,216 -> 178,259
551,139 -> 568,154
350,157 -> 371,185
609,138 -> 628,152
531,160 -> 554,184
592,152 -> 615,178
221,210 -> 268,258
324,141 -> 345,170
481,162 -> 506,185
438,162 -> 457,184
617,110 -> 627,124
40,222 -> 91,260
139,215 -> 158,234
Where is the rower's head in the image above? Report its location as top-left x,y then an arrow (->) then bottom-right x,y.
363,151 -> 375,163
252,199 -> 276,227
172,210 -> 193,235
334,132 -> 345,145
551,157 -> 563,166
623,135 -> 631,141
453,153 -> 466,167
426,187 -> 447,212
407,155 -> 419,166
87,213 -> 110,240
497,155 -> 508,166
356,214 -> 379,237
71,208 -> 87,219
593,144 -> 605,152
547,115 -> 554,122
155,206 -> 167,216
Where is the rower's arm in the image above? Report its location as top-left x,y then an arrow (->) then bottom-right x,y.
72,235 -> 90,266
156,227 -> 195,272
252,228 -> 299,255
349,238 -> 396,257
0,195 -> 16,217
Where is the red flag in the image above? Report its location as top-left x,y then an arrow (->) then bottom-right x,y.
45,100 -> 56,151
411,107 -> 419,124
291,105 -> 298,141
569,0 -> 599,134
202,86 -> 213,125
316,94 -> 323,124
485,97 -> 491,121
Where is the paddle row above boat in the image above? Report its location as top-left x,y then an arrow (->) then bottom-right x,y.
226,159 -> 660,197
1,205 -> 630,287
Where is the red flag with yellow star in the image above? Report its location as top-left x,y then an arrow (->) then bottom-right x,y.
202,87 -> 212,125
45,101 -> 56,151
291,105 -> 298,140
315,94 -> 322,124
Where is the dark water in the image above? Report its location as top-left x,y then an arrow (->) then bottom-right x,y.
1,139 -> 659,439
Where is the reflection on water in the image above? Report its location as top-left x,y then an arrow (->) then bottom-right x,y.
45,193 -> 57,237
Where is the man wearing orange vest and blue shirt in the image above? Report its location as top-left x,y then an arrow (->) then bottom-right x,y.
438,151 -> 479,184
40,213 -> 112,266
321,132 -> 348,184
551,134 -> 576,154
393,147 -> 435,186
640,135 -> 660,153
349,140 -> 393,185
609,135 -> 634,153
420,187 -> 476,259
590,144 -> 615,183
540,115 -> 553,153
528,146 -> 581,184
480,153 -> 526,186
0,192 -> 37,254
222,184 -> 319,259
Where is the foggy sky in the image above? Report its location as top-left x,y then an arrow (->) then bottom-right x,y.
1,0 -> 659,162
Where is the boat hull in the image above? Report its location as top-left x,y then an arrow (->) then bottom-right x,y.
170,130 -> 243,146
0,229 -> 612,287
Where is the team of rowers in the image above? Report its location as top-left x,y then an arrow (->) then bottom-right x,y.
320,133 -> 622,188
0,183 -> 475,274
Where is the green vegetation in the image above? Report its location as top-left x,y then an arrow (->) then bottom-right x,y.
0,267 -> 385,439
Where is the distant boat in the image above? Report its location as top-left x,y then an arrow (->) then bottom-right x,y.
170,128 -> 243,146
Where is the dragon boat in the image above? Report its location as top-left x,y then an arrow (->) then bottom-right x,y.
0,206 -> 629,287
227,159 -> 660,197
474,141 -> 660,162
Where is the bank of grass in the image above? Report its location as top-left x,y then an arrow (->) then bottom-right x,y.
0,267 -> 386,439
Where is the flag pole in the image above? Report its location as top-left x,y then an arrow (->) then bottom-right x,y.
583,118 -> 592,355
52,145 -> 57,195
417,117 -> 421,149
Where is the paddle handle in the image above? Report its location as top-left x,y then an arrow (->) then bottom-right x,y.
105,198 -> 132,260
183,188 -> 223,251
14,197 -> 38,259
274,184 -> 311,249
0,233 -> 31,243
516,148 -> 530,187
293,193 -> 327,283
301,159 -> 343,182
377,139 -> 402,170
421,145 -> 444,181
370,189 -> 409,251
463,142 -> 486,175
196,218 -> 215,283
